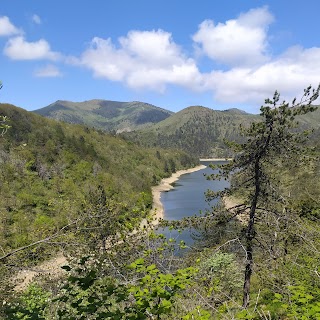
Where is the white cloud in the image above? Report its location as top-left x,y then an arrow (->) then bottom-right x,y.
79,30 -> 202,92
32,14 -> 42,25
204,46 -> 320,104
73,7 -> 320,107
0,16 -> 21,36
79,37 -> 132,81
34,64 -> 62,77
4,36 -> 60,60
192,7 -> 274,67
119,30 -> 183,67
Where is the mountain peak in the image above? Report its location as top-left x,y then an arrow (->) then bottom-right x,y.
33,99 -> 173,132
222,108 -> 249,115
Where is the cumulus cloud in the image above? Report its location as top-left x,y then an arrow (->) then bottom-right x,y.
32,14 -> 42,25
0,16 -> 21,36
72,6 -> 320,107
34,64 -> 62,77
4,36 -> 60,60
192,6 -> 274,67
191,6 -> 320,105
78,30 -> 203,92
204,46 -> 320,104
119,30 -> 183,67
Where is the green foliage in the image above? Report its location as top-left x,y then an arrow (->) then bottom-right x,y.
0,115 -> 11,136
198,252 -> 242,301
53,256 -> 197,319
182,307 -> 212,319
124,106 -> 260,157
203,85 -> 320,308
127,259 -> 196,318
5,284 -> 51,319
270,285 -> 320,319
3,230 -> 213,319
0,103 -> 197,262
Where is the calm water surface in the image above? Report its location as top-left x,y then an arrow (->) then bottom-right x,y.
158,161 -> 229,246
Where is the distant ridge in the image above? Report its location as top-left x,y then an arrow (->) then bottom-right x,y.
33,99 -> 320,158
222,108 -> 250,115
124,105 -> 320,157
33,99 -> 173,133
123,106 -> 260,158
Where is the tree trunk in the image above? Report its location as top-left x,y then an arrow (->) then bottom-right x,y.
243,159 -> 261,308
243,240 -> 253,308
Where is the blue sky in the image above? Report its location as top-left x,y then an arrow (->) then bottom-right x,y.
1,0 -> 320,113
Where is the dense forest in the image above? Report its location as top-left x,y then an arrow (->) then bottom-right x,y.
0,103 -> 199,315
0,86 -> 320,319
122,106 -> 259,158
124,105 -> 320,159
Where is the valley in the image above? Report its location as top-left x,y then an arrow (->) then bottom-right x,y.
2,3 -> 320,318
0,93 -> 320,319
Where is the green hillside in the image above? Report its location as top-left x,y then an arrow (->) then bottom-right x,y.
0,103 -> 197,264
34,99 -> 320,158
1,101 -> 319,319
124,105 -> 320,157
296,104 -> 320,128
123,106 -> 260,157
33,99 -> 173,133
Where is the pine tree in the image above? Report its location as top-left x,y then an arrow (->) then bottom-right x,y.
0,82 -> 11,137
207,85 -> 320,308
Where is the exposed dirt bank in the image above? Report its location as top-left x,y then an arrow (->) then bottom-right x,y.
149,165 -> 206,225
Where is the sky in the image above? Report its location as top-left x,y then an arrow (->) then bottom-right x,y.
1,0 -> 320,113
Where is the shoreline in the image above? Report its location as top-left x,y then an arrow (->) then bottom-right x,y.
14,163 -> 216,288
150,164 -> 206,224
13,163 -> 215,289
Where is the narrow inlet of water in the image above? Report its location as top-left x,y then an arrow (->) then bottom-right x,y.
158,160 -> 230,248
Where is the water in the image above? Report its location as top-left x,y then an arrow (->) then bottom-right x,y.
158,160 -> 230,247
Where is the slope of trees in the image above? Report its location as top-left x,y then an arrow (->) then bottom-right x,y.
1,86 -> 320,319
0,103 -> 197,270
123,106 -> 259,158
124,105 -> 320,159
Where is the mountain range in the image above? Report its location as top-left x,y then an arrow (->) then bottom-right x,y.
33,99 -> 173,133
33,100 -> 320,158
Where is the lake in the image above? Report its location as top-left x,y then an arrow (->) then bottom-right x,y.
158,160 -> 230,247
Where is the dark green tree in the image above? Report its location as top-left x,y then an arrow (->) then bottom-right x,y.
207,85 -> 320,308
0,82 -> 11,137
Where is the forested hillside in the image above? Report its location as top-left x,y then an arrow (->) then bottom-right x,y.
124,105 -> 320,158
123,106 -> 260,157
1,88 -> 320,319
0,103 -> 197,273
35,100 -> 320,159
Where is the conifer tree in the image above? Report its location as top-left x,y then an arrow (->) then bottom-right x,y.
0,82 -> 10,136
208,85 -> 320,308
